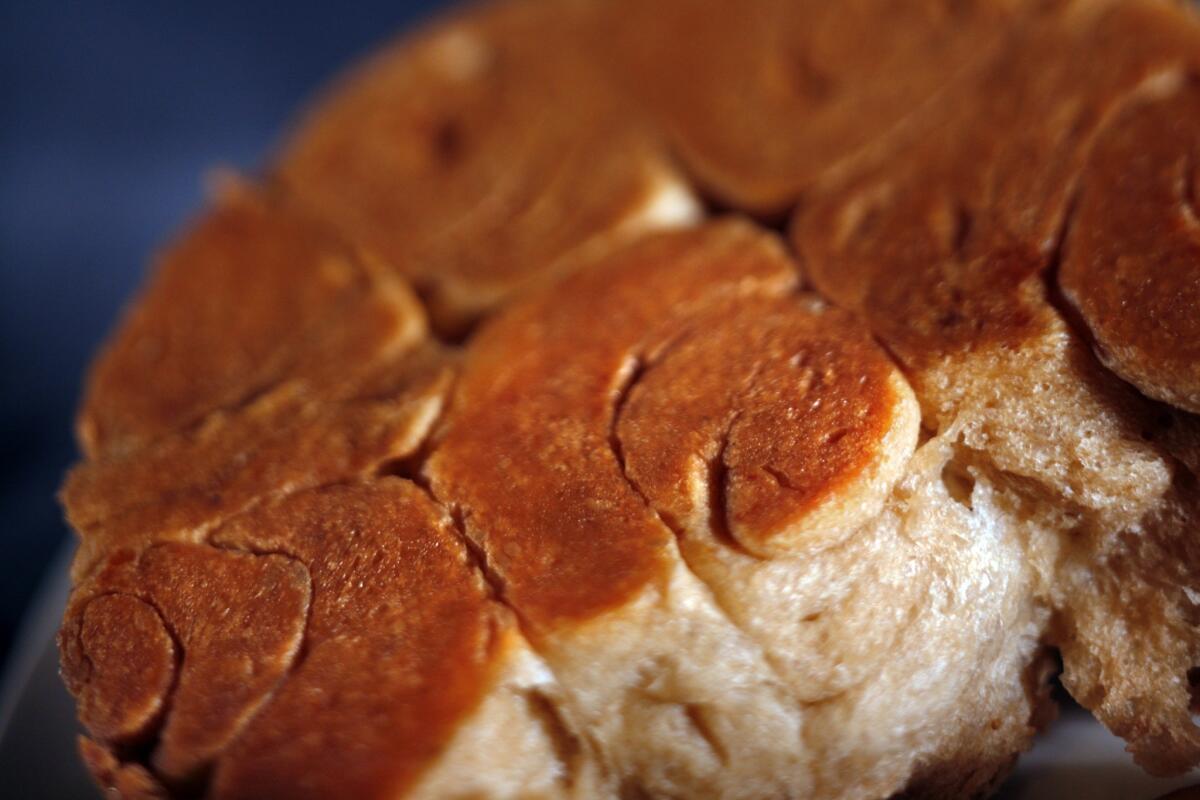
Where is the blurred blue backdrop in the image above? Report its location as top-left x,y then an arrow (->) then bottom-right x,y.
0,0 -> 447,669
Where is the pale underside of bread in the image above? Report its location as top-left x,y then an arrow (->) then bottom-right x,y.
58,0 -> 1200,798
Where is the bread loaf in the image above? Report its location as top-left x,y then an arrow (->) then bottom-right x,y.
59,0 -> 1200,797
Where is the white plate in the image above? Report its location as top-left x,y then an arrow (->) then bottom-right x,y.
1,544 -> 1195,799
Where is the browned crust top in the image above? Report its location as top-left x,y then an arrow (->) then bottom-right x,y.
616,296 -> 903,554
1061,79 -> 1200,412
277,0 -> 681,334
599,0 -> 1038,214
206,480 -> 503,800
794,0 -> 1200,368
430,221 -> 910,626
79,184 -> 425,458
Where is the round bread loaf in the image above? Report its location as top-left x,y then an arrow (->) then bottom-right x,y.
59,0 -> 1200,798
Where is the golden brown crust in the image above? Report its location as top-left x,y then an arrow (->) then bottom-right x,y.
1061,79 -> 1200,413
79,183 -> 426,458
598,0 -> 1036,214
61,173 -> 481,796
794,0 -> 1200,365
277,0 -> 695,334
428,221 -> 815,628
62,595 -> 177,746
65,480 -> 521,800
208,480 -> 503,800
62,544 -> 312,787
63,347 -> 452,580
615,295 -> 910,556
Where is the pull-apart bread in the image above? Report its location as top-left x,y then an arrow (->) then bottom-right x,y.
59,0 -> 1200,797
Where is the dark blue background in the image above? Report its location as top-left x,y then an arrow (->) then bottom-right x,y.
0,0 -> 446,670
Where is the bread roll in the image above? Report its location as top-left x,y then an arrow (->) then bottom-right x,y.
276,0 -> 699,335
59,0 -> 1200,797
